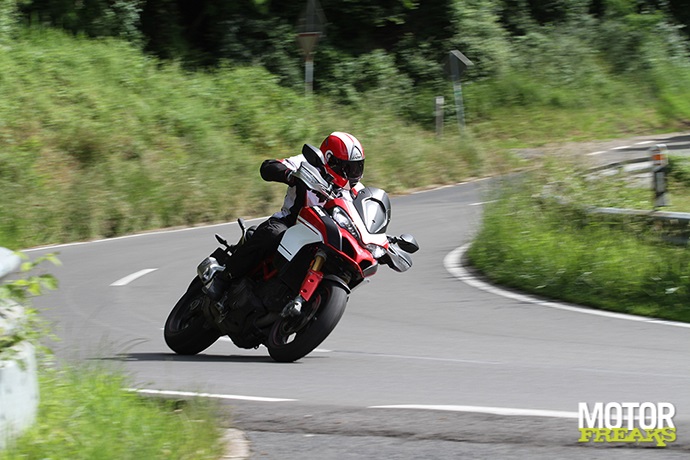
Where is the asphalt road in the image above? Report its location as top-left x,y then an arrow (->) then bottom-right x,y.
29,133 -> 690,458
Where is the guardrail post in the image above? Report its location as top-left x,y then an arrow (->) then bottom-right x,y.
651,144 -> 669,208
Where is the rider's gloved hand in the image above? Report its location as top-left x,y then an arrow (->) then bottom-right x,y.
286,169 -> 297,186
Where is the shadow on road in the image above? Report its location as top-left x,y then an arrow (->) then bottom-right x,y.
104,352 -> 280,364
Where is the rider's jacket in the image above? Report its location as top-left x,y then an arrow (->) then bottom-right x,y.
261,154 -> 364,226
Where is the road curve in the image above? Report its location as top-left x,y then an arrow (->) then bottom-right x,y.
29,133 -> 690,458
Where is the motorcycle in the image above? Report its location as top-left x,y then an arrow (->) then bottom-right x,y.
164,144 -> 419,362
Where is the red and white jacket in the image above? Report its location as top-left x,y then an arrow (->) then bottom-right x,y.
261,154 -> 364,226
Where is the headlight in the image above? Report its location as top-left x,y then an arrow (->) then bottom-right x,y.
331,206 -> 361,241
365,243 -> 387,259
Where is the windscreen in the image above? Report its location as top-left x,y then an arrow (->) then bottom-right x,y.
353,187 -> 391,234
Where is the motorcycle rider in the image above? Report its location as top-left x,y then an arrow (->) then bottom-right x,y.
222,132 -> 366,313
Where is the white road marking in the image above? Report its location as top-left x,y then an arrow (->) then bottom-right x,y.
23,217 -> 268,252
586,150 -> 606,156
410,179 -> 490,195
368,404 -> 578,419
128,388 -> 297,402
611,145 -> 630,150
469,200 -> 497,206
444,245 -> 690,329
111,268 -> 158,286
635,141 -> 655,145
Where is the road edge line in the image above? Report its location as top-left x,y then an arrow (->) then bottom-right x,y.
368,404 -> 578,419
444,244 -> 690,329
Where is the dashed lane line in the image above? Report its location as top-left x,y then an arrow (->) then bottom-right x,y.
128,388 -> 297,402
129,388 -> 583,420
111,268 -> 158,286
368,404 -> 578,419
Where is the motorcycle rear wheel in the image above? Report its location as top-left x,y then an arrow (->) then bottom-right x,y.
266,281 -> 348,363
164,278 -> 220,355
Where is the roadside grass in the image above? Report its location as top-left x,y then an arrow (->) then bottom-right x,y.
1,27 -> 688,250
551,154 -> 690,213
665,155 -> 690,212
0,28 -> 482,250
1,21 -> 687,460
467,168 -> 690,323
0,362 -> 225,460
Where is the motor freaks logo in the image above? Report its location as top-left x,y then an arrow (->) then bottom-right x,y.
578,402 -> 676,447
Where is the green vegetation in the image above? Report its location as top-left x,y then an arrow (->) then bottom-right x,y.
0,252 -> 58,360
1,19 -> 688,249
0,252 -> 225,458
0,1 -> 688,453
0,28 -> 483,249
467,161 -> 690,323
665,155 -> 690,211
0,364 -> 225,459
1,1 -> 689,249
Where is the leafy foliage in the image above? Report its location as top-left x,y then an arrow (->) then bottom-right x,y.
0,28 -> 483,249
468,170 -> 690,323
0,252 -> 60,360
7,0 -> 690,125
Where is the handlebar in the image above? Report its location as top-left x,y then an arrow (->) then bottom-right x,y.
292,162 -> 336,200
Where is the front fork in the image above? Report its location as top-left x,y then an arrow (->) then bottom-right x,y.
281,250 -> 327,317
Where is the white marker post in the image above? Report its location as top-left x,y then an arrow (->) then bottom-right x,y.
651,144 -> 669,208
435,96 -> 444,138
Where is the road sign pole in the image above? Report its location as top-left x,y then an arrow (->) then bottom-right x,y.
448,50 -> 473,134
297,32 -> 321,96
297,0 -> 325,97
305,54 -> 314,95
452,75 -> 465,132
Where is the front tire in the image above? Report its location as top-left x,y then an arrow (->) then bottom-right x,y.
266,281 -> 348,363
164,278 -> 220,355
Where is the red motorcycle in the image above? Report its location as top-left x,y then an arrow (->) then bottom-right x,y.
164,144 -> 419,362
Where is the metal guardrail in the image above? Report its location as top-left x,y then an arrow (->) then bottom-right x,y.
591,207 -> 690,223
587,156 -> 654,174
585,148 -> 690,239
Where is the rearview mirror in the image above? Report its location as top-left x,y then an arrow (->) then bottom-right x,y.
302,144 -> 325,168
397,234 -> 419,253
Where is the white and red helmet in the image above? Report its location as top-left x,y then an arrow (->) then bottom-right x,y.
320,132 -> 365,188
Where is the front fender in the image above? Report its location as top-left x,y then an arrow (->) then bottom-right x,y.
323,274 -> 351,294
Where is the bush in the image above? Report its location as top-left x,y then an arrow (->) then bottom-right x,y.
0,28 -> 484,248
468,170 -> 690,323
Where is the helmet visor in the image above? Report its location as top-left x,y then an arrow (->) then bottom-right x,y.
328,156 -> 364,181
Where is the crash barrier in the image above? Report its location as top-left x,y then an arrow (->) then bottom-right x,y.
588,207 -> 690,245
0,247 -> 39,450
584,144 -> 689,244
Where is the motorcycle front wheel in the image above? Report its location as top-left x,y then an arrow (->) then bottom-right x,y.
164,278 -> 220,355
266,281 -> 348,363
